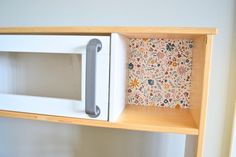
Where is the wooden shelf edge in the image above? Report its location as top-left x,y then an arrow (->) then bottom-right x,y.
0,110 -> 198,135
0,26 -> 217,35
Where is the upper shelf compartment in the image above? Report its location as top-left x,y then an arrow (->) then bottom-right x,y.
109,32 -> 213,133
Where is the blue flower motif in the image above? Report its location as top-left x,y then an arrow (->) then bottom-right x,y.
189,44 -> 193,48
128,63 -> 134,69
166,43 -> 175,51
164,99 -> 168,103
148,79 -> 154,85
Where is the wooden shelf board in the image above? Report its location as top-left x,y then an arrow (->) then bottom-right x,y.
116,105 -> 198,135
0,105 -> 198,135
0,26 -> 217,35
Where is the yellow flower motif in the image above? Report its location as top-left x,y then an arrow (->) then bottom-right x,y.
130,78 -> 139,89
149,58 -> 157,65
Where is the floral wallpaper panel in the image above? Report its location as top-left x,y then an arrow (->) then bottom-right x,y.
127,38 -> 193,109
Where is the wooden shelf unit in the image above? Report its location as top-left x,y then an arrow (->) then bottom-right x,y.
0,27 -> 217,157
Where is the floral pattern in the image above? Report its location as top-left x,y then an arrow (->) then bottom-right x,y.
127,38 -> 193,108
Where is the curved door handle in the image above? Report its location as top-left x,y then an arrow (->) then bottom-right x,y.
85,39 -> 102,118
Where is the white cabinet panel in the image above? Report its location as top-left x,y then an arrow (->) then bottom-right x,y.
0,35 -> 110,121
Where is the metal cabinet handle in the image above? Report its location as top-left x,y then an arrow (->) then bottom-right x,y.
85,39 -> 102,118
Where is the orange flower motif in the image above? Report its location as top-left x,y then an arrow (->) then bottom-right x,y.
163,83 -> 170,90
175,104 -> 181,109
130,78 -> 139,89
140,47 -> 145,53
172,62 -> 177,67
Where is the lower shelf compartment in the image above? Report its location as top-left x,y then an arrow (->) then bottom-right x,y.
0,105 -> 198,135
116,105 -> 198,135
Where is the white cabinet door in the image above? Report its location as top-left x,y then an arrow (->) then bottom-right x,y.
0,35 -> 110,121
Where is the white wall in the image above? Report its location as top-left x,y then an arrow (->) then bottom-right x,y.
0,0 -> 235,157
0,117 -> 186,157
226,3 -> 236,157
230,102 -> 236,157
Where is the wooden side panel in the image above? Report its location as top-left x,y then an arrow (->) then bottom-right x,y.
196,35 -> 213,157
189,35 -> 213,157
189,36 -> 207,127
